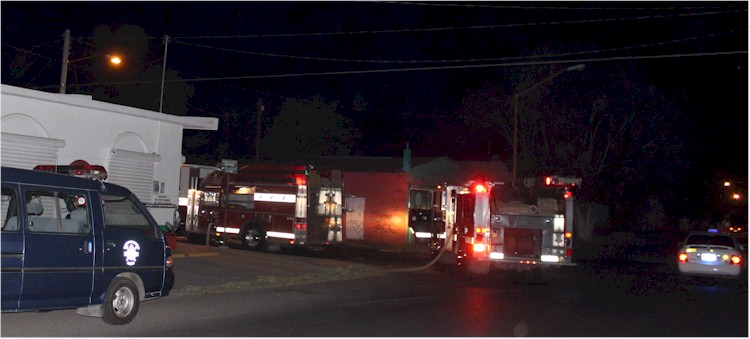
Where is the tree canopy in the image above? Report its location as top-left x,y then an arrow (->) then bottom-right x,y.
454,61 -> 691,230
260,96 -> 361,160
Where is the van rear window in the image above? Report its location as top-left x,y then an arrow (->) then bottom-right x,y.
1,188 -> 20,232
102,195 -> 155,236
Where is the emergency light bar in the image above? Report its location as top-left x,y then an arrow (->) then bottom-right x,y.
34,160 -> 107,180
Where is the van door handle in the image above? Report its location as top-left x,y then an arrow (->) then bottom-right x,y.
82,240 -> 93,254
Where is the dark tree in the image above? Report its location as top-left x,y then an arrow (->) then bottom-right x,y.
64,25 -> 195,115
454,61 -> 690,232
260,96 -> 360,160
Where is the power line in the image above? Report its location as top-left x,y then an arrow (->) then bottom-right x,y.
173,29 -> 747,64
32,50 -> 747,90
377,1 -> 742,11
1,43 -> 56,60
172,9 -> 746,39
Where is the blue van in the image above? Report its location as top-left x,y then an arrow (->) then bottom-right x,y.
1,166 -> 174,325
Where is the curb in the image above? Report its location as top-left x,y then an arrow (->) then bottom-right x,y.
173,251 -> 220,259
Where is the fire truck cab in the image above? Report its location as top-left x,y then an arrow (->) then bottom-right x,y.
437,175 -> 580,275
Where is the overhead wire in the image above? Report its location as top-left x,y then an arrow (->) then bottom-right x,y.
2,43 -> 58,86
172,9 -> 746,39
1,43 -> 57,60
172,29 -> 747,64
11,5 -> 746,96
30,50 -> 747,90
376,1 -> 741,11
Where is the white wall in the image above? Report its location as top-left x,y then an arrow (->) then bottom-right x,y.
1,85 -> 218,225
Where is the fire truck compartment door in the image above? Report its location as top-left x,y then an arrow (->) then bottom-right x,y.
344,197 -> 364,240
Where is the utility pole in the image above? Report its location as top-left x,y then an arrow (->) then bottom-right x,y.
254,98 -> 264,160
59,29 -> 71,94
159,35 -> 170,113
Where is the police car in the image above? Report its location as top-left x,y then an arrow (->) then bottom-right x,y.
677,229 -> 745,279
1,166 -> 175,324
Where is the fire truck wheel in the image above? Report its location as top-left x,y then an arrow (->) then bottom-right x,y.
242,225 -> 267,251
465,260 -> 491,275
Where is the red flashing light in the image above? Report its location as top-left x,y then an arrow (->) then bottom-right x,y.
34,161 -> 107,180
563,190 -> 573,199
566,248 -> 572,257
294,174 -> 307,186
545,176 -> 553,185
295,223 -> 307,230
565,232 -> 572,239
678,253 -> 689,262
474,183 -> 487,193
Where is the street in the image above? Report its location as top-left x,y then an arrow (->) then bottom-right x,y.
1,244 -> 747,337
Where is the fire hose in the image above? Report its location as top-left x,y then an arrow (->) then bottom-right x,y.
390,224 -> 456,272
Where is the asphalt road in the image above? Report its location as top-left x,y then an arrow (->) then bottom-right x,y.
1,245 -> 747,337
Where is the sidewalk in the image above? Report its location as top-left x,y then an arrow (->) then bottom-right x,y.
170,239 -> 432,261
171,240 -> 220,259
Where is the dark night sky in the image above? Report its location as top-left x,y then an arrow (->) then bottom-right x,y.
1,1 -> 747,179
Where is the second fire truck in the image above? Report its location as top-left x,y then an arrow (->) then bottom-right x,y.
434,175 -> 581,274
184,163 -> 343,250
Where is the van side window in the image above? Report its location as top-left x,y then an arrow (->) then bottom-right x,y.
1,188 -> 20,232
102,195 -> 156,237
25,191 -> 90,234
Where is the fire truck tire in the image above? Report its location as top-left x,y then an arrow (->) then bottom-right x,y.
242,225 -> 267,251
465,260 -> 491,275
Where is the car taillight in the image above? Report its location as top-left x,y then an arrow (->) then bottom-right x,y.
678,253 -> 689,262
730,255 -> 741,265
166,255 -> 174,268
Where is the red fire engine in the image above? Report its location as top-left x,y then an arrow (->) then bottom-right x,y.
434,175 -> 581,274
184,163 -> 343,250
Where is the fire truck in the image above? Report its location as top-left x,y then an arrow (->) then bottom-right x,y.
434,175 -> 581,275
184,163 -> 343,250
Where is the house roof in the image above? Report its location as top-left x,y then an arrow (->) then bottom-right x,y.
244,155 -> 510,188
272,156 -> 442,173
1,85 -> 218,131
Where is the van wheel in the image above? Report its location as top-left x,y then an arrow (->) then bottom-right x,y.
102,278 -> 139,325
242,225 -> 267,251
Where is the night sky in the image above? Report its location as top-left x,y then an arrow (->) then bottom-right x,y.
2,2 -> 748,222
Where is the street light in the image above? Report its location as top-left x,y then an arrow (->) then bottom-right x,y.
511,63 -> 585,182
58,29 -> 122,94
59,54 -> 123,94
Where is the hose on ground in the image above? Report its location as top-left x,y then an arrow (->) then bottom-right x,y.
389,225 -> 456,273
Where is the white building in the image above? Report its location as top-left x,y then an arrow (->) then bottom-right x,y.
1,84 -> 218,228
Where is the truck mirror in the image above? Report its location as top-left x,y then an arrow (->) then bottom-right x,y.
164,209 -> 180,232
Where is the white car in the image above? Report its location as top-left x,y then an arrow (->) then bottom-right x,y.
677,230 -> 745,278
